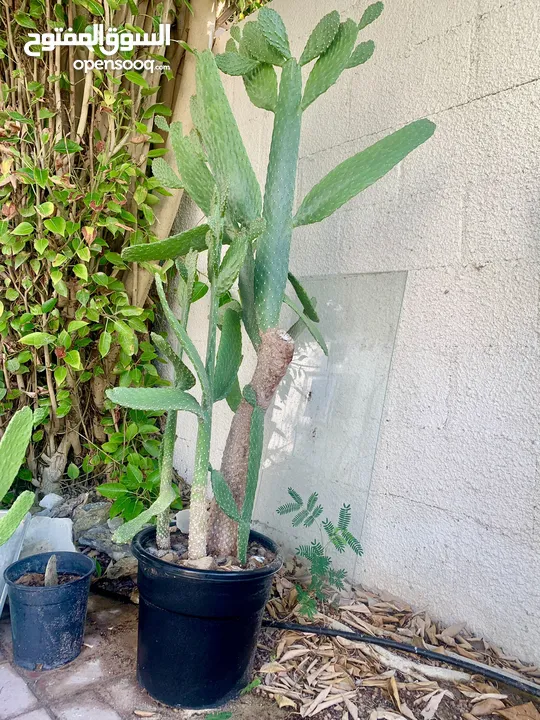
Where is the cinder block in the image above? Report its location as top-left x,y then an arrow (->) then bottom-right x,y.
470,0 -> 540,99
271,0 -> 358,57
399,105 -> 468,199
402,0 -> 479,45
447,346 -> 540,442
358,492 -> 540,663
335,187 -> 462,274
383,348 -> 454,430
347,24 -> 472,139
396,261 -> 540,354
462,81 -> 540,264
477,0 -> 514,14
300,73 -> 353,158
372,427 -> 536,540
289,212 -> 345,277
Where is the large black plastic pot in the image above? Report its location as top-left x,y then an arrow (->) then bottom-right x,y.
4,551 -> 94,670
132,527 -> 282,709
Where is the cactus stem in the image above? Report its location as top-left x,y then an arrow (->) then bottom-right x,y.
155,410 -> 177,551
208,329 -> 294,557
187,206 -> 223,560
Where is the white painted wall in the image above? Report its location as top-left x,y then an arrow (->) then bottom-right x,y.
174,0 -> 540,663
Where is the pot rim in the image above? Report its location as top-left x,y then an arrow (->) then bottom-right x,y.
4,551 -> 95,591
132,526 -> 283,582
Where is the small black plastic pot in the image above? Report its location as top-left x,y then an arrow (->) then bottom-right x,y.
132,527 -> 282,709
4,551 -> 94,670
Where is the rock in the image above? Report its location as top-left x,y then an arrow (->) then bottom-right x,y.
182,556 -> 215,570
175,509 -> 190,534
21,516 -> 75,558
170,534 -> 187,555
104,556 -> 138,580
39,493 -> 63,511
77,524 -> 131,561
107,517 -> 123,532
50,493 -> 88,519
73,502 -> 112,540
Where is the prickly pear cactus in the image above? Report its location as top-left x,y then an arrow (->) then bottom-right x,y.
0,407 -> 34,547
116,2 -> 436,560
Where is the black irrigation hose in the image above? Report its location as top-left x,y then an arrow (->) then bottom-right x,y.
262,619 -> 540,699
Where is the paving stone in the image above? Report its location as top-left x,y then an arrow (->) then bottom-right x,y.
0,620 -> 12,655
51,692 -> 122,720
12,710 -> 52,720
97,676 -> 174,718
29,658 -> 106,701
0,665 -> 38,719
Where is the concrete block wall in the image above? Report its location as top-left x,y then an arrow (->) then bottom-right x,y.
175,0 -> 540,663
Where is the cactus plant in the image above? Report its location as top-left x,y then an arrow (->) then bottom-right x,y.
108,3 -> 436,563
0,407 -> 34,546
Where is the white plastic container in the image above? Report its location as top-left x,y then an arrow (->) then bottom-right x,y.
0,511 -> 31,617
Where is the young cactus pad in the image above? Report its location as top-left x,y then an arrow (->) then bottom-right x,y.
118,3 -> 436,560
0,407 -> 34,547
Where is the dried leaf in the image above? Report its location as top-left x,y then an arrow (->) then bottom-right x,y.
260,661 -> 287,673
471,699 -> 506,717
344,696 -> 359,720
496,705 -> 540,720
421,690 -> 453,720
471,694 -> 508,704
341,603 -> 372,615
303,686 -> 331,717
443,622 -> 467,638
401,704 -> 419,720
281,647 -> 311,662
312,693 -> 357,716
370,711 -> 409,720
390,675 -> 402,711
471,682 -> 501,694
275,694 -> 297,709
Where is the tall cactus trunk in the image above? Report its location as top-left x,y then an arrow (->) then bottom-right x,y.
206,57 -> 303,558
155,410 -> 178,550
208,328 -> 294,557
208,58 -> 302,558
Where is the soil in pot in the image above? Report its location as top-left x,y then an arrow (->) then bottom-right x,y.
15,572 -> 80,587
146,527 -> 277,571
